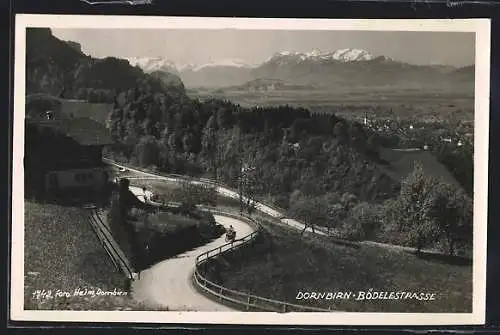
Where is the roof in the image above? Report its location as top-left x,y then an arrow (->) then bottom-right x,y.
26,93 -> 62,102
28,117 -> 113,146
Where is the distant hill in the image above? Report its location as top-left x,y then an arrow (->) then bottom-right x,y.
150,70 -> 185,93
220,78 -> 317,92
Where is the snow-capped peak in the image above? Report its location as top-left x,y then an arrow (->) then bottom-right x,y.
305,49 -> 322,57
126,57 -> 179,74
191,59 -> 255,71
267,48 -> 381,63
126,57 -> 256,73
330,48 -> 374,62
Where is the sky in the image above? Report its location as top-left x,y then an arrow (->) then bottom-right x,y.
51,29 -> 475,67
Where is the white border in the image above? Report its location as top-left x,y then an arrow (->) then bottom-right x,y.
11,15 -> 490,325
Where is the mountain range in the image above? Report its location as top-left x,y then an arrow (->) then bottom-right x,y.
126,49 -> 474,90
26,27 -> 474,102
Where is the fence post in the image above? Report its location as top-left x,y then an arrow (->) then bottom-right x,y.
219,286 -> 223,301
247,294 -> 251,311
282,304 -> 287,313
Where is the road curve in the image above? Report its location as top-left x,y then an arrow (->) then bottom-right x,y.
126,186 -> 256,311
130,215 -> 255,311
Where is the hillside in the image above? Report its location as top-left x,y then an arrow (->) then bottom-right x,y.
378,148 -> 461,188
26,28 -> 185,101
26,93 -> 113,125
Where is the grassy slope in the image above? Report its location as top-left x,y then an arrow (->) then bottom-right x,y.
220,221 -> 472,313
24,200 -> 146,310
378,148 -> 462,188
60,100 -> 113,124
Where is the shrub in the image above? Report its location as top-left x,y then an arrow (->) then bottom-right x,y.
343,202 -> 383,240
172,180 -> 218,206
338,217 -> 365,241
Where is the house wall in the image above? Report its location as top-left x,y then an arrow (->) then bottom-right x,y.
45,167 -> 108,191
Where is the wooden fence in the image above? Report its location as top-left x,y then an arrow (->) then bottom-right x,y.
192,209 -> 332,313
85,205 -> 135,280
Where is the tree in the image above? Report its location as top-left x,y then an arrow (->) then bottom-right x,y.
108,108 -> 123,142
241,165 -> 261,215
288,196 -> 329,236
201,115 -> 220,180
182,132 -> 194,153
135,135 -> 159,167
386,162 -> 441,252
345,202 -> 382,240
432,182 -> 473,256
333,121 -> 348,143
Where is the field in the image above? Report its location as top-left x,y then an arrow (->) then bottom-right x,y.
219,220 -> 472,313
26,94 -> 113,125
191,87 -> 473,117
23,200 -> 148,310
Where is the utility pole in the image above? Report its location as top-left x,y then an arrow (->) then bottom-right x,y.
237,127 -> 244,215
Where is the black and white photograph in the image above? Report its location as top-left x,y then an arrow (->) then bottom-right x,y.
11,15 -> 490,325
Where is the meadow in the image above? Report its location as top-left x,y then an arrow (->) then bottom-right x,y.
219,218 -> 472,313
23,200 -> 146,310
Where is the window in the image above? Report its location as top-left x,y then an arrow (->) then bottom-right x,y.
74,173 -> 87,183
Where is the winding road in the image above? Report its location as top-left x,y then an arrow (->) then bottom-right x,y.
126,186 -> 255,311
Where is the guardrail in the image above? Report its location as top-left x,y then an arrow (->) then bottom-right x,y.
85,206 -> 135,281
192,209 -> 332,313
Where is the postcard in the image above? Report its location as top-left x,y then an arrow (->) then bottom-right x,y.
11,14 -> 490,325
